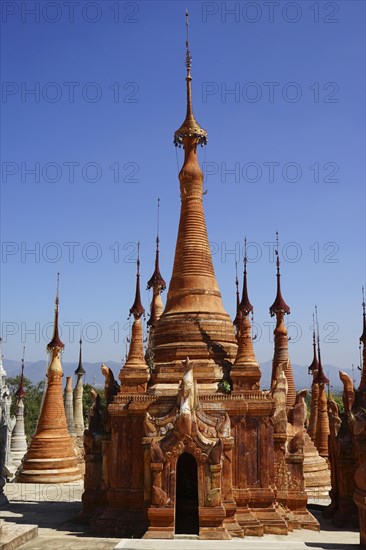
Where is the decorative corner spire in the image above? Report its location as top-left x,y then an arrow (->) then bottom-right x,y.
308,312 -> 319,375
314,306 -> 329,385
75,337 -> 85,376
233,261 -> 242,327
240,237 -> 253,316
360,286 -> 366,344
174,10 -> 207,147
16,346 -> 27,399
47,273 -> 65,351
147,198 -> 166,291
269,232 -> 290,316
130,242 -> 145,319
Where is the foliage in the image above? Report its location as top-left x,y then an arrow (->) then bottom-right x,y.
305,388 -> 344,416
218,380 -> 231,394
7,375 -> 45,443
83,383 -> 106,425
328,391 -> 344,414
305,392 -> 311,418
6,376 -> 106,441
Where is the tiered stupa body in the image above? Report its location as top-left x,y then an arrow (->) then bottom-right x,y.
231,242 -> 261,392
149,48 -> 237,394
10,356 -> 28,471
83,16 -> 318,538
119,245 -> 150,393
18,280 -> 81,483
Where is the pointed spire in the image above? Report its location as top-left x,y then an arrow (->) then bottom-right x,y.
47,273 -> 65,352
120,244 -> 150,393
152,13 -> 237,391
75,337 -> 85,376
358,287 -> 366,392
240,238 -> 253,316
147,199 -> 166,292
360,286 -> 366,344
16,346 -> 27,399
314,306 -> 329,385
174,10 -> 207,147
233,261 -> 242,328
308,313 -> 319,375
130,243 -> 145,319
269,232 -> 290,316
307,316 -> 319,442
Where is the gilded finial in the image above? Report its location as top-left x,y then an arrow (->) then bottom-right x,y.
47,272 -> 65,351
360,286 -> 366,344
56,272 -> 60,305
275,231 -> 280,276
174,10 -> 207,147
185,9 -> 191,77
75,335 -> 85,376
359,342 -> 362,370
315,305 -> 319,344
130,242 -> 145,319
16,346 -> 26,398
233,261 -> 242,327
269,232 -> 290,316
314,305 -> 329,384
308,312 -> 319,375
147,201 -> 166,291
240,237 -> 253,316
244,237 -> 247,274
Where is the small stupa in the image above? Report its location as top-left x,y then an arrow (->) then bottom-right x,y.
18,274 -> 81,483
10,349 -> 28,471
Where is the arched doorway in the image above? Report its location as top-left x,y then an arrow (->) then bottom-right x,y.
175,452 -> 199,535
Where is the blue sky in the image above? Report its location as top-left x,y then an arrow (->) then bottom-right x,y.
1,1 -> 365,381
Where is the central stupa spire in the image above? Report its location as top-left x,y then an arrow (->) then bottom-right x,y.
174,10 -> 207,147
151,13 -> 237,393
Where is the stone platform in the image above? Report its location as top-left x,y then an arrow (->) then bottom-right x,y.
0,523 -> 37,550
0,483 -> 360,550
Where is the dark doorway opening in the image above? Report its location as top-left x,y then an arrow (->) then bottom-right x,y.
175,452 -> 199,535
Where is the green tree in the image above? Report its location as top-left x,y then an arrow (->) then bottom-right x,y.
305,388 -> 345,417
328,391 -> 344,414
82,383 -> 106,425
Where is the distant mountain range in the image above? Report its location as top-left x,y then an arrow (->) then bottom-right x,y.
3,357 -> 355,393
